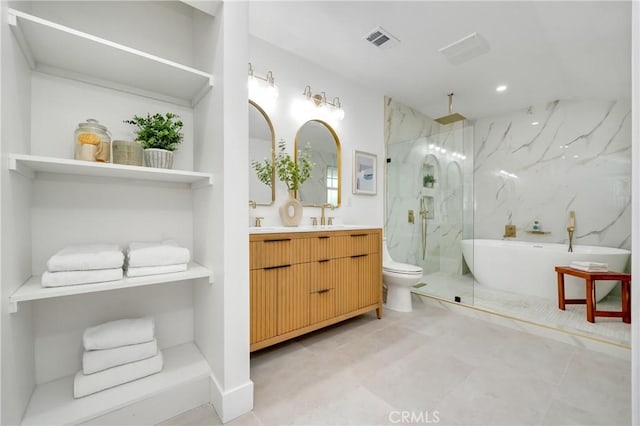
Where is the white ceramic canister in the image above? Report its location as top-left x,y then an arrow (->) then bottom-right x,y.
112,140 -> 143,166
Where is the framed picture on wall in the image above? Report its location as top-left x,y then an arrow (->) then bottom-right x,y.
352,150 -> 377,195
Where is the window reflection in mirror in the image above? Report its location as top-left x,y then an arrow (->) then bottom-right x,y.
295,120 -> 341,207
249,101 -> 275,205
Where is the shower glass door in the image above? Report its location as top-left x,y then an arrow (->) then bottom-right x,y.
385,122 -> 474,305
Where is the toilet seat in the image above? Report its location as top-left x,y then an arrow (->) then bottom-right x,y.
383,261 -> 423,275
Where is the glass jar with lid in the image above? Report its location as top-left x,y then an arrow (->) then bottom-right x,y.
74,119 -> 111,162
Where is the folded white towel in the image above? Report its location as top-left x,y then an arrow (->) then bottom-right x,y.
74,351 -> 163,398
570,261 -> 609,272
570,264 -> 609,272
47,244 -> 124,272
127,240 -> 190,268
126,263 -> 188,278
83,317 -> 155,351
83,339 -> 158,374
571,261 -> 609,268
41,268 -> 123,288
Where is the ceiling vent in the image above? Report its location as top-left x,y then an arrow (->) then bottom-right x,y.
438,32 -> 490,65
363,26 -> 400,49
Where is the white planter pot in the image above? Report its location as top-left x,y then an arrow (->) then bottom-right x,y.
144,148 -> 174,169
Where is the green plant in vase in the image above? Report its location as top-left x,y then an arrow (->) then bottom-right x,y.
252,139 -> 313,191
124,112 -> 183,169
423,174 -> 436,188
252,139 -> 313,226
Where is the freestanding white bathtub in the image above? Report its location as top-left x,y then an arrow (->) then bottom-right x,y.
461,239 -> 631,302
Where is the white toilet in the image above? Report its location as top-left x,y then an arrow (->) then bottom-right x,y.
382,239 -> 423,312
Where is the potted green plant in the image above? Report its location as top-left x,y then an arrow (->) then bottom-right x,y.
252,139 -> 313,226
423,174 -> 436,188
124,113 -> 183,169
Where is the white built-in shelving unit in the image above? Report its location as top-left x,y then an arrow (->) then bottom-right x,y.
1,1 -> 222,424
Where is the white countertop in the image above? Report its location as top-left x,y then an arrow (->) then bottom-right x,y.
248,225 -> 379,234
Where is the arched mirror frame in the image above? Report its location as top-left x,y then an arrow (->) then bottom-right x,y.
249,100 -> 276,205
294,119 -> 342,207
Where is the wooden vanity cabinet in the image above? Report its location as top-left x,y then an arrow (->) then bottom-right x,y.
249,228 -> 382,351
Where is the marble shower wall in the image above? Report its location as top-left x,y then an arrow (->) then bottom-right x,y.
385,97 -> 472,274
474,99 -> 631,250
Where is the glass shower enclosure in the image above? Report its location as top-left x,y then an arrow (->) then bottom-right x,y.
385,122 -> 474,304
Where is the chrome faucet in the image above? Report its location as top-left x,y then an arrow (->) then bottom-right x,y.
320,203 -> 334,225
567,210 -> 575,252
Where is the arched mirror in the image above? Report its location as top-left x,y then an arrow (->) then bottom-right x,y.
248,100 -> 275,205
295,120 -> 341,207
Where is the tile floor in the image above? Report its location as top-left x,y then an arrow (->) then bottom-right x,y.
413,272 -> 631,346
159,296 -> 631,426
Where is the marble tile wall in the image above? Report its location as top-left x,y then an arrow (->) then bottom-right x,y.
385,97 -> 472,274
474,99 -> 631,250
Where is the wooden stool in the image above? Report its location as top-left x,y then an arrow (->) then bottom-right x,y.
555,266 -> 631,323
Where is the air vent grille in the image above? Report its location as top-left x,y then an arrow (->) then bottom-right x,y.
363,26 -> 399,49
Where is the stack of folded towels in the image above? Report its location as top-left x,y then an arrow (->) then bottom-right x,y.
570,261 -> 609,272
126,240 -> 190,277
74,317 -> 163,398
42,244 -> 124,288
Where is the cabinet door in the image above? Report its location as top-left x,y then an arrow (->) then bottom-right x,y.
277,264 -> 310,334
309,260 -> 337,324
355,253 -> 382,308
335,253 -> 382,315
335,257 -> 359,316
250,269 -> 278,345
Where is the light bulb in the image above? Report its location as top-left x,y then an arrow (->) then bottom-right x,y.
265,84 -> 279,101
247,76 -> 259,98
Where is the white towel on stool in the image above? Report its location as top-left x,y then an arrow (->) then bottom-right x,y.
126,263 -> 188,278
570,261 -> 609,272
47,244 -> 124,272
127,240 -> 190,267
83,339 -> 158,374
41,268 -> 123,287
83,317 -> 155,350
74,351 -> 163,398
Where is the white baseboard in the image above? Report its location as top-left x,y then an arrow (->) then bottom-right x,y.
209,374 -> 254,423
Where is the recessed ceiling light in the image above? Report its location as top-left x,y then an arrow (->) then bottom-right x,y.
531,121 -> 539,126
496,85 -> 507,92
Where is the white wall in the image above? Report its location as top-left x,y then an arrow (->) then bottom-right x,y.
193,2 -> 253,422
248,36 -> 385,227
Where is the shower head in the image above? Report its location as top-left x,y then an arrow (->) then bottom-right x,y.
435,93 -> 466,125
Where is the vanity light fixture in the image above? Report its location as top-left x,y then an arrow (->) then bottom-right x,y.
301,85 -> 345,120
248,62 -> 278,108
496,84 -> 507,92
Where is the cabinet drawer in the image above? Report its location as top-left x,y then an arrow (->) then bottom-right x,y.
308,259 -> 338,292
309,288 -> 336,324
347,231 -> 380,256
250,238 -> 308,269
306,235 -> 348,261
